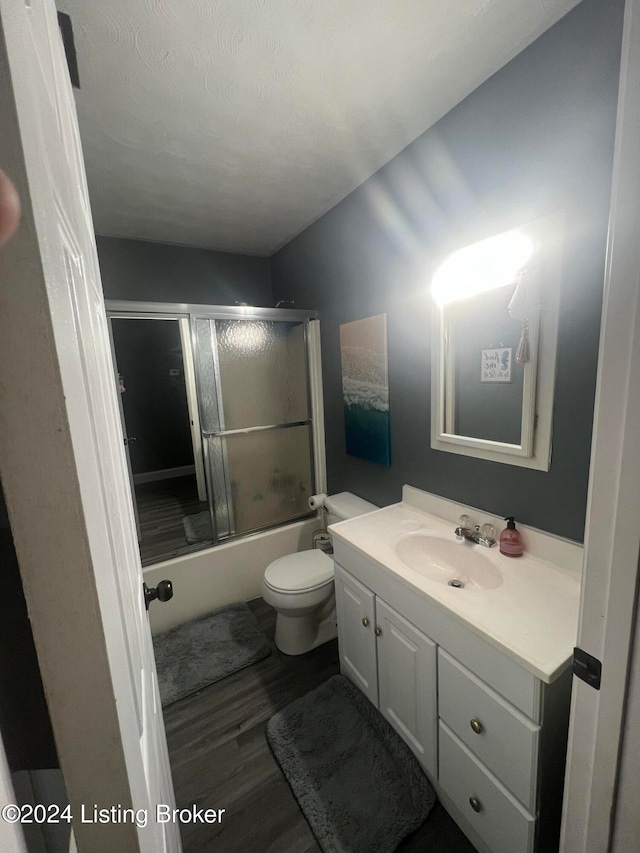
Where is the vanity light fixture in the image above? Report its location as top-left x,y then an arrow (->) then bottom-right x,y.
430,229 -> 533,306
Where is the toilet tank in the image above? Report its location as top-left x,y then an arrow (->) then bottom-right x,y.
324,492 -> 377,527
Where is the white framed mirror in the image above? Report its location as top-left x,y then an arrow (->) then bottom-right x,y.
430,211 -> 563,470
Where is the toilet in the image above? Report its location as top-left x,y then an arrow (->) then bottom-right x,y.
262,492 -> 378,655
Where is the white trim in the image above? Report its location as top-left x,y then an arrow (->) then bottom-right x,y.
612,578 -> 640,849
133,464 -> 196,485
560,0 -> 640,849
0,1 -> 180,849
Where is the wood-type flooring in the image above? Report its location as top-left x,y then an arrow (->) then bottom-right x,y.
162,598 -> 478,853
135,475 -> 210,566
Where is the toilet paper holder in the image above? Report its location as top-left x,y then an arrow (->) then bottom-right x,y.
312,529 -> 333,554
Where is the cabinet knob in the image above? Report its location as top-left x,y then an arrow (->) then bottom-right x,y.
470,718 -> 483,734
362,617 -> 369,627
469,797 -> 482,813
374,626 -> 382,637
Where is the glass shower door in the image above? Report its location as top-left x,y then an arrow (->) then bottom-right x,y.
193,317 -> 314,543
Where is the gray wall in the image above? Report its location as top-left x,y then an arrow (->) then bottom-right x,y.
271,0 -> 625,542
97,235 -> 273,306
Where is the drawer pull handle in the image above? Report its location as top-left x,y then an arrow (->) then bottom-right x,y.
469,797 -> 482,813
362,617 -> 369,627
374,627 -> 382,637
470,718 -> 483,734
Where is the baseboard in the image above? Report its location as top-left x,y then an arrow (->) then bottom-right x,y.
133,465 -> 195,484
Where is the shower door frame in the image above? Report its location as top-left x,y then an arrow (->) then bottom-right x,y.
105,301 -> 326,548
106,310 -> 208,519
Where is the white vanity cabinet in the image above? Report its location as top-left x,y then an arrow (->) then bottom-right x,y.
333,551 -> 572,853
334,565 -> 438,776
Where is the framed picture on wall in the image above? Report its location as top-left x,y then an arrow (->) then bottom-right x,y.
339,313 -> 391,467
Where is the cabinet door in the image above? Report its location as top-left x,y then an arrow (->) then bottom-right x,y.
376,599 -> 437,777
334,564 -> 378,706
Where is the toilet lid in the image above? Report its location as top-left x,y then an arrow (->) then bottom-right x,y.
264,550 -> 334,592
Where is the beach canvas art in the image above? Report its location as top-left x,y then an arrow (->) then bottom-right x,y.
339,314 -> 391,466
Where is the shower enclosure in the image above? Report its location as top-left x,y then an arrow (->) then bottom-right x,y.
106,302 -> 324,565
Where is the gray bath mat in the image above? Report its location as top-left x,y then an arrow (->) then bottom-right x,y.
154,602 -> 271,707
266,674 -> 435,853
183,510 -> 213,544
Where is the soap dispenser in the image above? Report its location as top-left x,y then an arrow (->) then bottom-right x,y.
500,517 -> 523,557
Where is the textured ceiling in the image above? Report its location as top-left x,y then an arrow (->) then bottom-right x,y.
57,0 -> 581,256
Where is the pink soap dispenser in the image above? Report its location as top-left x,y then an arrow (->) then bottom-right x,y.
499,516 -> 523,557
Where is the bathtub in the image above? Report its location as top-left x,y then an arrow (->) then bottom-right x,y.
143,518 -> 318,635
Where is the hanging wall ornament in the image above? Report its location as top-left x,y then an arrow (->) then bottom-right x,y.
516,319 -> 530,363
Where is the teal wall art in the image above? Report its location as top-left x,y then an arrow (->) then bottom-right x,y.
339,314 -> 391,467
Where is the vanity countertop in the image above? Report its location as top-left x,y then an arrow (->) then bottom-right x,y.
330,501 -> 581,683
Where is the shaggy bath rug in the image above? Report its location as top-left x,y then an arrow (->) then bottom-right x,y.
183,510 -> 213,544
266,674 -> 435,853
154,602 -> 271,707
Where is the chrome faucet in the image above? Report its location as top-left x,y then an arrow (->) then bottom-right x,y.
454,522 -> 496,548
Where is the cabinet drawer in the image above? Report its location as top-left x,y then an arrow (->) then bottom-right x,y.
439,649 -> 539,811
439,722 -> 535,853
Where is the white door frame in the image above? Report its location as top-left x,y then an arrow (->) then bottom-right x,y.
0,1 -> 180,851
560,0 -> 640,849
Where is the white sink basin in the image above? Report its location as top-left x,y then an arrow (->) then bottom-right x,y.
329,497 -> 582,680
393,533 -> 503,590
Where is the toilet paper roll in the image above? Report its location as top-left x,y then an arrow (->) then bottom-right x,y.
308,493 -> 327,511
